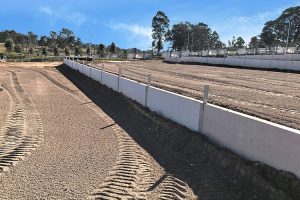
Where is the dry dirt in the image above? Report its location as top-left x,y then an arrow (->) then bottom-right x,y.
88,60 -> 300,130
0,62 -> 299,200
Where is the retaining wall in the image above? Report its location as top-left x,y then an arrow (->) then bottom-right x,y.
119,77 -> 147,106
165,56 -> 300,71
147,86 -> 202,132
203,104 -> 300,177
63,59 -> 300,178
102,71 -> 119,91
231,54 -> 300,61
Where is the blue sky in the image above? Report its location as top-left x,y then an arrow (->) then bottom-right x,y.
1,0 -> 299,50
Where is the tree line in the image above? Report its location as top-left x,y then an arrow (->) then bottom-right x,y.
152,6 -> 300,53
0,28 -> 136,58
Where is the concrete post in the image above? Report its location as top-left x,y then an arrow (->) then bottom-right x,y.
145,74 -> 152,107
101,64 -> 104,84
203,85 -> 209,103
198,85 -> 209,133
118,66 -> 122,92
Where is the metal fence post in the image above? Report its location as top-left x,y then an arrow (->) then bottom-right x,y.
198,85 -> 209,133
145,74 -> 152,107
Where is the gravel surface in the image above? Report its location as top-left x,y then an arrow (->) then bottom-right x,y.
88,60 -> 300,130
0,67 -> 118,199
0,71 -> 10,130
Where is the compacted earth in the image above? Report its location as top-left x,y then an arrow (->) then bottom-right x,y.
88,60 -> 300,130
0,62 -> 299,200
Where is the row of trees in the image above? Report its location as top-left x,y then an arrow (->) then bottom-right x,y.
1,28 -> 130,57
249,6 -> 300,49
152,6 -> 300,53
151,11 -> 239,53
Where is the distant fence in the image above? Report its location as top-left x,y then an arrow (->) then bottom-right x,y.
164,56 -> 300,71
64,58 -> 300,179
162,47 -> 300,59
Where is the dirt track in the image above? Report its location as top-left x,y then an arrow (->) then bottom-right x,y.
0,62 -> 299,199
89,60 -> 300,130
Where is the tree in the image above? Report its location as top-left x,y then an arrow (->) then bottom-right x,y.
64,47 -> 70,56
54,47 -> 59,56
49,31 -> 58,48
109,42 -> 116,54
86,46 -> 91,56
28,31 -> 38,47
4,39 -> 14,52
29,47 -> 34,54
260,6 -> 300,47
210,31 -> 222,49
39,36 -> 48,47
58,28 -> 75,49
42,47 -> 48,56
193,23 -> 211,50
152,11 -> 169,53
166,22 -> 190,51
215,41 -> 225,49
97,43 -> 105,57
260,21 -> 277,47
74,46 -> 81,56
14,44 -> 23,53
122,50 -> 128,59
249,36 -> 259,48
235,37 -> 245,48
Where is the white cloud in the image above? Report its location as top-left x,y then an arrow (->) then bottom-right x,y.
213,7 -> 284,45
40,6 -> 54,16
108,22 -> 152,49
39,6 -> 91,28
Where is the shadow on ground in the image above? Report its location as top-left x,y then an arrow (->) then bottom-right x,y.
56,64 -> 300,200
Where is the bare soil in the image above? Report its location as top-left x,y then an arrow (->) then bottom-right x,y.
0,62 -> 299,199
88,60 -> 300,130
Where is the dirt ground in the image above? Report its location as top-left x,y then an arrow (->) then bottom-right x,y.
0,62 -> 299,199
87,60 -> 300,130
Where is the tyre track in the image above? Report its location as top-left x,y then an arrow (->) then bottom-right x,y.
36,68 -> 196,199
0,71 -> 44,174
89,114 -> 195,200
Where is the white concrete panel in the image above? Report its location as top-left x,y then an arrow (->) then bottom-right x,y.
91,68 -> 102,82
289,61 -> 300,71
82,65 -> 90,77
245,59 -> 271,68
74,62 -> 80,71
270,60 -> 288,70
207,57 -> 224,65
195,57 -> 208,63
147,86 -> 202,131
119,77 -> 147,106
203,104 -> 300,178
102,71 -> 119,91
78,64 -> 84,73
224,58 -> 244,66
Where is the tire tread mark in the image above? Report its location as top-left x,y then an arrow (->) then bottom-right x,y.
0,71 -> 44,174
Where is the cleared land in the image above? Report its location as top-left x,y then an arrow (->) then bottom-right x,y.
88,60 -> 300,130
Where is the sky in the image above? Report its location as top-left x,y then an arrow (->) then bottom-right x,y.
1,0 -> 299,50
